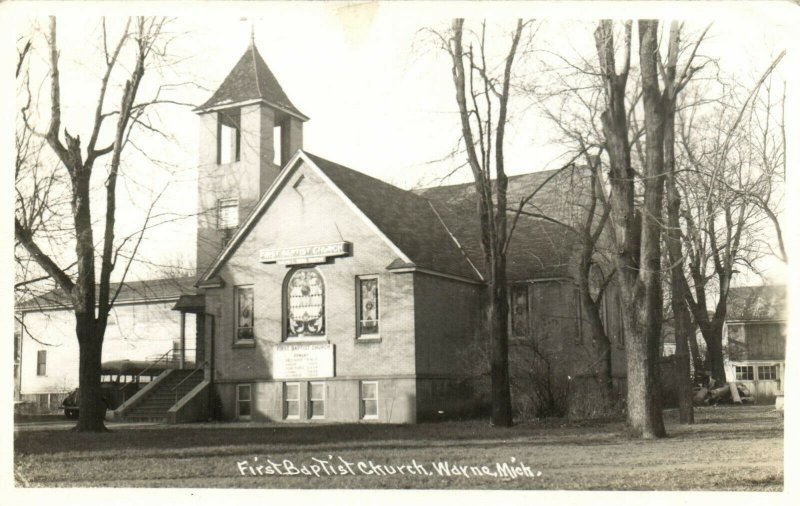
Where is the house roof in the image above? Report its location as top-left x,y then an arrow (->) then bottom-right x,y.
198,43 -> 307,120
17,276 -> 197,312
726,285 -> 786,322
416,169 -> 590,280
201,150 -> 594,285
304,153 -> 482,281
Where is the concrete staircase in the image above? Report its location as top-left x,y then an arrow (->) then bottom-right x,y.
122,369 -> 204,422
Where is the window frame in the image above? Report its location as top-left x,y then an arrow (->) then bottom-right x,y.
283,268 -> 327,341
216,109 -> 241,165
735,365 -> 754,381
308,381 -> 326,419
217,198 -> 240,230
509,283 -> 530,339
236,384 -> 252,420
757,364 -> 778,380
234,285 -> 255,344
360,381 -> 379,420
36,350 -> 46,377
356,275 -> 380,340
283,382 -> 300,420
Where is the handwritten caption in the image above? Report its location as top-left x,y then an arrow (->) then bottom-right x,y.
237,455 -> 542,480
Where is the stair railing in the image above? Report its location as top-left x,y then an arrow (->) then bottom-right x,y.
171,363 -> 206,404
116,348 -> 176,402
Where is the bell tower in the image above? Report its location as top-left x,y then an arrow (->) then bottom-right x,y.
195,40 -> 308,276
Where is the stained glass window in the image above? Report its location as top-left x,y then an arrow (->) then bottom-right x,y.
358,277 -> 379,336
286,269 -> 325,337
236,286 -> 254,341
510,284 -> 529,337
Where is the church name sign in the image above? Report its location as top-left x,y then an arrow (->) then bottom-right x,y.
259,242 -> 352,265
272,343 -> 334,379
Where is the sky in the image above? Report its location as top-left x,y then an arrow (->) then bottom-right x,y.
4,1 -> 797,285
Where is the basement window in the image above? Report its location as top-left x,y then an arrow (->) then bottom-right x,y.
284,382 -> 300,419
217,109 -> 241,164
360,381 -> 378,420
308,382 -> 325,419
236,384 -> 252,420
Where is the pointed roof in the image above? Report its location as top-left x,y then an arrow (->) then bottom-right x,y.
198,43 -> 308,120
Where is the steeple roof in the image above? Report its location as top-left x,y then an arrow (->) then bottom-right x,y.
199,43 -> 308,120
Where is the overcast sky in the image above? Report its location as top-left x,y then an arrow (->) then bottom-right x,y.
5,1 -> 796,285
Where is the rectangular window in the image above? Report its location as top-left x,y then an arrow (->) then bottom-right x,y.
758,365 -> 778,380
236,384 -> 252,420
735,365 -> 754,381
510,284 -> 529,337
217,109 -> 241,164
309,382 -> 325,419
36,350 -> 46,376
360,381 -> 378,420
217,198 -> 239,230
273,124 -> 283,166
357,276 -> 379,337
284,382 -> 299,419
235,286 -> 254,341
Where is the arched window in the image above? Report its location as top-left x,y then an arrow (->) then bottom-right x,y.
285,268 -> 325,338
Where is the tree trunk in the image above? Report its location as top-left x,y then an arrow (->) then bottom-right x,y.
621,298 -> 665,437
74,314 -> 108,432
671,287 -> 695,423
579,283 -> 615,405
701,323 -> 727,385
663,58 -> 694,424
488,270 -> 513,427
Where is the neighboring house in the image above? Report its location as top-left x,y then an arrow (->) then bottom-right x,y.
16,277 -> 197,413
724,285 -> 786,404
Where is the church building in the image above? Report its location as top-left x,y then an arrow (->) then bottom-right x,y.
110,40 -> 626,424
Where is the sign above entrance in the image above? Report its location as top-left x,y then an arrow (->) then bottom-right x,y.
272,343 -> 334,379
258,242 -> 352,266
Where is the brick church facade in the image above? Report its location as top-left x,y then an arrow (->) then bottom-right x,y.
172,41 -> 626,423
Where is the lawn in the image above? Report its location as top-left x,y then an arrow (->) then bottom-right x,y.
13,405 -> 782,490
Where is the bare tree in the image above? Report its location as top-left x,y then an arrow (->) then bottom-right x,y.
14,17 -> 180,431
592,20 -> 670,438
661,21 -> 711,424
433,19 -> 533,426
674,51 -> 786,385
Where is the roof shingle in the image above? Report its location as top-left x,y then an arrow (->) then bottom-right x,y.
199,43 -> 307,119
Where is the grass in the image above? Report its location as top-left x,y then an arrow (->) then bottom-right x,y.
13,404 -> 782,490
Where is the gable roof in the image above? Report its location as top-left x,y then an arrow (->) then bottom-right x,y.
198,43 -> 307,120
416,169 -> 590,280
726,285 -> 786,322
199,151 -> 482,284
305,153 -> 482,281
17,276 -> 197,312
200,151 -> 597,286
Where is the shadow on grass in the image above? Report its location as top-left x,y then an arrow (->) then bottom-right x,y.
15,405 -> 780,458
